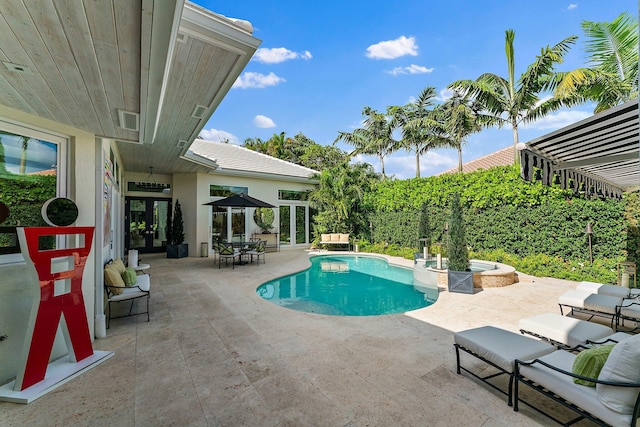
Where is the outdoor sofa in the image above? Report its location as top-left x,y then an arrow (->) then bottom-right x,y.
319,233 -> 350,251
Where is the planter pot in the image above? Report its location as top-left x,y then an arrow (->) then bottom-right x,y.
448,270 -> 474,294
166,243 -> 189,259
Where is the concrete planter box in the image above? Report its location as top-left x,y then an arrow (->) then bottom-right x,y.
447,270 -> 474,294
166,243 -> 188,259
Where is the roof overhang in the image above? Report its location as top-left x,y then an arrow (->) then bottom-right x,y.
518,100 -> 639,198
0,0 -> 260,175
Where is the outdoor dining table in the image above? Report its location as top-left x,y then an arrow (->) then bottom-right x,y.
231,241 -> 258,265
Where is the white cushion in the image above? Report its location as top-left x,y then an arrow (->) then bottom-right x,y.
135,274 -> 151,292
558,290 -> 621,315
593,332 -> 633,345
519,313 -> 613,348
577,281 -> 631,298
519,350 -> 632,426
454,326 -> 554,372
619,301 -> 640,320
597,334 -> 640,414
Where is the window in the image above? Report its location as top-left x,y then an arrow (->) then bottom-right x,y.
210,185 -> 248,197
278,190 -> 309,201
0,120 -> 67,261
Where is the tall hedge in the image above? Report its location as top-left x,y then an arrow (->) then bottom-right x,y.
364,166 -> 633,264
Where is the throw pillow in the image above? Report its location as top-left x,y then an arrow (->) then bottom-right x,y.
104,265 -> 125,295
111,258 -> 126,274
122,267 -> 137,287
572,345 -> 615,386
597,334 -> 640,414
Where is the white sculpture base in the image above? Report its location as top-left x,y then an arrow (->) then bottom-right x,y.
0,350 -> 113,404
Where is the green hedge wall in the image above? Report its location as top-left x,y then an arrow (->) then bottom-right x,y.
365,166 -> 633,265
0,173 -> 56,247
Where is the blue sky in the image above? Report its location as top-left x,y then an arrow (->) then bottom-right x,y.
194,1 -> 636,178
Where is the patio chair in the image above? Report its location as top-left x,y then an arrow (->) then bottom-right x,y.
247,240 -> 266,265
514,334 -> 640,426
218,242 -> 241,269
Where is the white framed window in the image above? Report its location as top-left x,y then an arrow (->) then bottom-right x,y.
0,119 -> 68,264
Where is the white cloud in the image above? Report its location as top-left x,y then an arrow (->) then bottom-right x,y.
521,110 -> 592,130
253,47 -> 313,64
253,115 -> 276,128
198,128 -> 240,145
232,72 -> 286,89
366,36 -> 419,59
351,151 -> 457,179
386,64 -> 433,76
567,3 -> 577,10
437,88 -> 454,101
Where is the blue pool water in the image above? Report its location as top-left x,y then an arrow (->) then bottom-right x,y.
256,255 -> 438,316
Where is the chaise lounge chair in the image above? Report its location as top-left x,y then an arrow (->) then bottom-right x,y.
514,334 -> 640,426
577,281 -> 640,298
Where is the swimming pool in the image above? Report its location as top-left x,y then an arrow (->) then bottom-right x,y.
256,255 -> 438,316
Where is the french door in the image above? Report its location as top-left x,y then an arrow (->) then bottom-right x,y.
125,197 -> 170,253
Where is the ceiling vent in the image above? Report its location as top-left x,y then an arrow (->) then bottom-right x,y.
191,104 -> 208,119
177,139 -> 187,148
117,109 -> 140,131
3,62 -> 32,75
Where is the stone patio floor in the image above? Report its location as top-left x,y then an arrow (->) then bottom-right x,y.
0,249 -> 609,426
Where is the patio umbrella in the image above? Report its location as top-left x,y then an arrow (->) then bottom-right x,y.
203,192 -> 275,208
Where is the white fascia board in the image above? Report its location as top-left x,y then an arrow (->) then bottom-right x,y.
181,150 -> 219,170
212,167 -> 318,185
140,0 -> 184,145
179,2 -> 261,147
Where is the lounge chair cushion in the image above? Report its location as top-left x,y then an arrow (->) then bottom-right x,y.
320,234 -> 330,242
519,350 -> 632,426
577,281 -> 636,298
519,313 -> 613,347
104,265 -> 125,295
339,233 -> 349,243
597,334 -> 640,414
558,290 -> 621,315
454,326 -> 554,372
618,301 -> 640,320
572,344 -> 615,386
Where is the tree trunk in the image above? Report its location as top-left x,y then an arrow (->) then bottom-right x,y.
512,122 -> 520,166
457,147 -> 463,173
415,152 -> 421,178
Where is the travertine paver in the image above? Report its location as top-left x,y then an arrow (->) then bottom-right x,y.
0,250 -> 601,426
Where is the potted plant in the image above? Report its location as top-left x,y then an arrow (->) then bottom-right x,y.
166,199 -> 188,258
446,193 -> 473,293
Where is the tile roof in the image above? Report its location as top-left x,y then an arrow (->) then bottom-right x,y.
438,145 -> 514,175
189,139 -> 318,180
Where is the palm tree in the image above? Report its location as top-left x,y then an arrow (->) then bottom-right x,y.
309,161 -> 378,235
335,106 -> 398,179
449,29 -> 577,165
19,136 -> 32,174
390,87 -> 446,178
554,12 -> 638,113
436,91 -> 493,172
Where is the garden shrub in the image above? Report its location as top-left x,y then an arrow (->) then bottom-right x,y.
357,166 -> 637,283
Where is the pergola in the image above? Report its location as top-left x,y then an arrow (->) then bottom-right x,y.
519,100 -> 639,199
